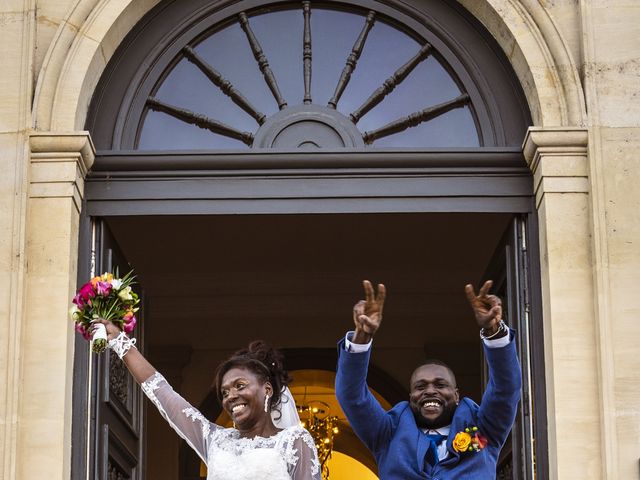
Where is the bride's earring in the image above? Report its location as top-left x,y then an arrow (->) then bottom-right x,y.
264,394 -> 271,413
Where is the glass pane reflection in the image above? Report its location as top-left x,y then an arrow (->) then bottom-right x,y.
137,4 -> 479,150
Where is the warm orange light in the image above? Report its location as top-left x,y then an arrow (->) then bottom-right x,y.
325,451 -> 378,480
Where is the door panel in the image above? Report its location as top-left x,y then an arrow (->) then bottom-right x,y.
94,220 -> 145,479
482,216 -> 535,480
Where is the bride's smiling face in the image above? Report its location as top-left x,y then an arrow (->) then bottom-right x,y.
221,367 -> 272,428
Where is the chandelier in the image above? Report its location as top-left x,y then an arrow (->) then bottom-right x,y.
298,402 -> 340,479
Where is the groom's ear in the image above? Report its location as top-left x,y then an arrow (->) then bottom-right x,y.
455,388 -> 460,405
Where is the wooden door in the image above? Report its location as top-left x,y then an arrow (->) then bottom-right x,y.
93,220 -> 146,479
481,216 -> 536,480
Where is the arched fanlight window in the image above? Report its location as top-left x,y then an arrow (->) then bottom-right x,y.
137,3 -> 477,149
90,0 -> 529,152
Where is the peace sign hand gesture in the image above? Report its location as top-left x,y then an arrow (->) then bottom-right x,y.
352,280 -> 386,344
464,280 -> 503,335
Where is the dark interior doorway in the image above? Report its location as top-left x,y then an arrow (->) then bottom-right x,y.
103,212 -> 515,478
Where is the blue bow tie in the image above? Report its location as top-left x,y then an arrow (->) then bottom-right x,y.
425,433 -> 447,466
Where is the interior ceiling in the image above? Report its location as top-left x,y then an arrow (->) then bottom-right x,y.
106,211 -> 515,407
106,213 -> 511,353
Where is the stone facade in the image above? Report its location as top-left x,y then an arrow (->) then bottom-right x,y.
1,1 -> 638,479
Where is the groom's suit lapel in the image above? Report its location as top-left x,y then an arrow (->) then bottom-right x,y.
416,429 -> 430,471
440,399 -> 475,467
398,407 -> 430,471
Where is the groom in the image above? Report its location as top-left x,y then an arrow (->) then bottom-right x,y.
335,280 -> 521,479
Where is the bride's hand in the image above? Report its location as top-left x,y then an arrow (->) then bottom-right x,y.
91,318 -> 122,341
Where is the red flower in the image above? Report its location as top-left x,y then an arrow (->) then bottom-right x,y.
473,433 -> 488,449
79,282 -> 96,301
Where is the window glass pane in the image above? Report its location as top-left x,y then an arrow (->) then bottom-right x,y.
366,106 -> 478,148
249,9 -> 304,106
339,20 -> 479,147
337,18 -> 421,113
137,55 -> 253,149
138,110 -> 248,150
310,8 -> 367,105
195,22 -> 280,116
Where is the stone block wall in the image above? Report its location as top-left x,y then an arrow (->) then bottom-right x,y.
0,1 -> 638,479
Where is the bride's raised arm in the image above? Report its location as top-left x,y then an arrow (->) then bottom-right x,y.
95,318 -> 216,462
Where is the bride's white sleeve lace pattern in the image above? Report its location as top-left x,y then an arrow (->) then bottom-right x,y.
281,427 -> 321,479
141,372 -> 217,463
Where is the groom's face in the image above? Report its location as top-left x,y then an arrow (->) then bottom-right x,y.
409,364 -> 460,429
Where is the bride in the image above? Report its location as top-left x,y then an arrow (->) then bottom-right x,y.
96,319 -> 321,480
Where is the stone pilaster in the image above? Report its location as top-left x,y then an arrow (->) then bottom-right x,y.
523,127 -> 602,480
16,132 -> 94,480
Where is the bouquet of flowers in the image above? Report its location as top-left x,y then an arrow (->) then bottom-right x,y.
70,270 -> 139,353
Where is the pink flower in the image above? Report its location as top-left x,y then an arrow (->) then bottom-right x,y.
75,322 -> 91,340
72,293 -> 85,308
79,282 -> 96,301
123,316 -> 136,333
96,281 -> 112,296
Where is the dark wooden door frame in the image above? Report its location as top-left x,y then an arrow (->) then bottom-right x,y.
482,214 -> 548,480
71,219 -> 146,480
73,170 -> 548,479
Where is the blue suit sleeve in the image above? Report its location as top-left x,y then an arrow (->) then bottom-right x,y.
477,329 -> 522,448
335,339 -> 393,454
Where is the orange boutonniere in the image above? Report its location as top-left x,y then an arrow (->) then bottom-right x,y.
452,426 -> 488,453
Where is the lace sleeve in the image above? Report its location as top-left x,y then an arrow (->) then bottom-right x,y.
284,427 -> 321,480
141,372 -> 217,462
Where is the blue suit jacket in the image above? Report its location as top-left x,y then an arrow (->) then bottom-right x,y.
335,332 -> 521,479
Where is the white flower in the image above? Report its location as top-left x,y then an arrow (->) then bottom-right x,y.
111,279 -> 123,290
69,305 -> 81,321
118,286 -> 133,301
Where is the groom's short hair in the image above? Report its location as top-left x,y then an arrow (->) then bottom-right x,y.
412,359 -> 457,384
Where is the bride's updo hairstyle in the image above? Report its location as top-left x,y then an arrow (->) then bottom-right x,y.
214,340 -> 292,412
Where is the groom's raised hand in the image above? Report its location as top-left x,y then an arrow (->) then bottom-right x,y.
465,280 -> 503,335
352,280 -> 386,344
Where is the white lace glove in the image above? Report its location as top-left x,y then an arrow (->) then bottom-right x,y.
108,331 -> 137,359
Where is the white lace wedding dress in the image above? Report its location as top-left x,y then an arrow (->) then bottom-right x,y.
141,372 -> 321,480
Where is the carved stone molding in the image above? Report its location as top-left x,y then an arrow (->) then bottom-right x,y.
29,131 -> 96,211
523,127 -> 589,208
